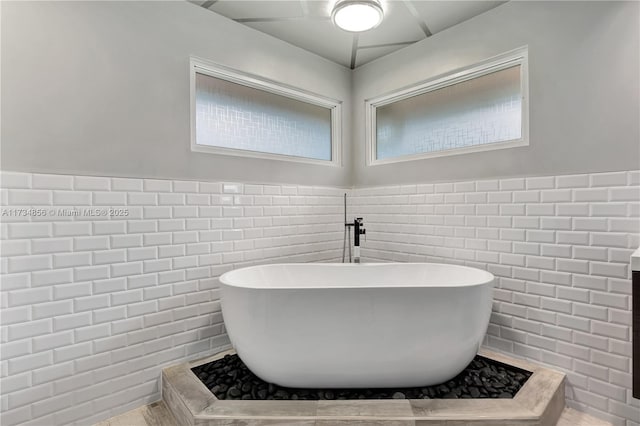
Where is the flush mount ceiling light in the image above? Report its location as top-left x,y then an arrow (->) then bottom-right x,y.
331,0 -> 384,32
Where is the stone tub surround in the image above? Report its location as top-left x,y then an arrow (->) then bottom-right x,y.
350,170 -> 640,426
191,353 -> 531,401
0,171 -> 346,426
162,348 -> 565,425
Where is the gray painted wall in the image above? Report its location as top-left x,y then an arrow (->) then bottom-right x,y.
2,1 -> 638,188
1,1 -> 353,187
352,1 -> 640,187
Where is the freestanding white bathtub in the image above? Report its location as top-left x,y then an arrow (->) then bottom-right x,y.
219,263 -> 494,389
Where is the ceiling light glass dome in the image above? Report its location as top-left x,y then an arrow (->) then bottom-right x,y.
331,0 -> 384,32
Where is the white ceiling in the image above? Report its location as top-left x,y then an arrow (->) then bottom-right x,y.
189,0 -> 505,69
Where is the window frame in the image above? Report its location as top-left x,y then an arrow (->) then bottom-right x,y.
365,46 -> 529,166
190,57 -> 342,167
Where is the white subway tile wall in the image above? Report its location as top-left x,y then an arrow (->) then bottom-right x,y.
0,172 -> 345,426
350,170 -> 640,426
1,170 -> 639,426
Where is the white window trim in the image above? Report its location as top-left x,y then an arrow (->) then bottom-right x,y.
190,57 -> 342,167
365,46 -> 529,166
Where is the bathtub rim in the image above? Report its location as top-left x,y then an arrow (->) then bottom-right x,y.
219,262 -> 495,290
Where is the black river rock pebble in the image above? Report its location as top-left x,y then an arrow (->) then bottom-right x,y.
191,354 -> 531,401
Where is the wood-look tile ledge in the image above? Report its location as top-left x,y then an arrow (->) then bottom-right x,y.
161,348 -> 566,426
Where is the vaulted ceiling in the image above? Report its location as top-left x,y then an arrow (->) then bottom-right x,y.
189,0 -> 506,69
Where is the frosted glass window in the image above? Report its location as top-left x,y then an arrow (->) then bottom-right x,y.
365,48 -> 528,165
194,72 -> 333,162
376,65 -> 523,160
